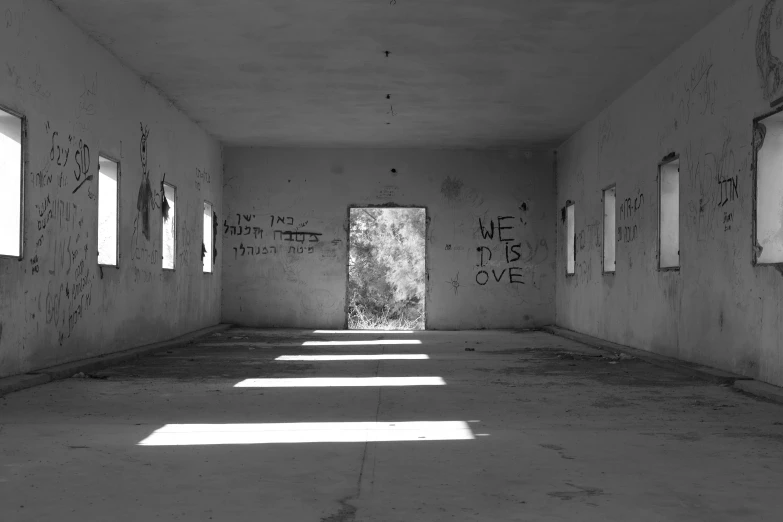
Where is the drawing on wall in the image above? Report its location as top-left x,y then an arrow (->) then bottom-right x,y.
756,0 -> 783,100
136,123 -> 154,240
213,211 -> 218,263
447,273 -> 460,295
441,176 -> 463,203
161,174 -> 170,221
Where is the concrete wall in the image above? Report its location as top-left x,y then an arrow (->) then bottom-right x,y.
556,0 -> 783,386
223,148 -> 554,329
0,0 -> 222,377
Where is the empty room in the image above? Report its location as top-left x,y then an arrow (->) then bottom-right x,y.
2,0 -> 783,520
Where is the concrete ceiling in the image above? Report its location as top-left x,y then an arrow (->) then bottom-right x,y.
52,0 -> 735,148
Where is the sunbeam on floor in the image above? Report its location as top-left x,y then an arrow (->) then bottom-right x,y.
137,421 -> 476,445
313,330 -> 415,334
233,376 -> 446,387
302,340 -> 422,346
276,354 -> 429,361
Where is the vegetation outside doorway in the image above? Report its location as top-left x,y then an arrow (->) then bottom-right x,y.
347,207 -> 426,330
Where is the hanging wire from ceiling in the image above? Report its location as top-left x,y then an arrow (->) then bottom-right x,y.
384,0 -> 397,124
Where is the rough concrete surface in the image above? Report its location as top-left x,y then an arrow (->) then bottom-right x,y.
0,0 -> 223,379
734,380 -> 783,404
541,325 -> 751,386
1,329 -> 782,521
0,324 -> 232,397
49,0 -> 735,148
0,373 -> 50,398
555,0 -> 783,388
223,148 -> 555,330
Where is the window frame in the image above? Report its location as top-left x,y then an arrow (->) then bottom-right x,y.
203,200 -> 213,274
602,184 -> 616,275
752,105 -> 783,267
565,201 -> 575,276
657,154 -> 680,272
97,154 -> 121,268
161,181 -> 177,271
0,104 -> 26,261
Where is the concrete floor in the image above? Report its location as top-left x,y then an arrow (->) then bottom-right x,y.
1,329 -> 782,521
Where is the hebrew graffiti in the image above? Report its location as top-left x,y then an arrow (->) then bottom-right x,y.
226,212 -> 324,260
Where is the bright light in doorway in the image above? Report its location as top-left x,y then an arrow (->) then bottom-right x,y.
303,340 -> 421,346
313,330 -> 415,334
234,376 -> 445,388
138,421 -> 475,446
276,354 -> 429,361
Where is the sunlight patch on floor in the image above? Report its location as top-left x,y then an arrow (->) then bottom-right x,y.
234,377 -> 445,387
138,421 -> 475,445
276,354 -> 429,361
302,340 -> 422,346
313,330 -> 415,334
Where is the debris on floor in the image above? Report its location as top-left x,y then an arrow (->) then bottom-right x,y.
604,353 -> 635,362
71,372 -> 109,379
465,348 -> 475,351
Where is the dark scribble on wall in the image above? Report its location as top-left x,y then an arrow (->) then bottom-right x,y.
441,176 -> 463,203
137,124 -> 153,240
213,211 -> 218,263
756,0 -> 783,100
754,121 -> 768,152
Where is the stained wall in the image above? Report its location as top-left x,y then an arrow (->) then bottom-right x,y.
222,148 -> 555,329
0,0 -> 222,377
556,0 -> 783,386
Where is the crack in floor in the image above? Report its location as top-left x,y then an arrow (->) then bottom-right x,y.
320,496 -> 358,522
339,352 -> 386,521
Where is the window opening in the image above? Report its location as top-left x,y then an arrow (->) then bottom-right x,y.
0,108 -> 23,257
603,186 -> 616,273
566,203 -> 575,275
98,156 -> 119,266
755,111 -> 783,264
203,201 -> 213,273
659,157 -> 680,269
162,183 -> 176,269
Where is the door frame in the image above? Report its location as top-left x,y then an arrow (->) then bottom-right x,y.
345,204 -> 428,330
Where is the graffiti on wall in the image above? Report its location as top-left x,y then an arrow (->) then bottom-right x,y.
474,216 -> 548,286
678,49 -> 717,125
617,189 -> 644,244
136,123 -> 154,241
195,167 -> 211,191
684,122 -> 745,241
226,213 -> 323,260
30,121 -> 97,346
756,0 -> 783,100
577,221 -> 602,252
